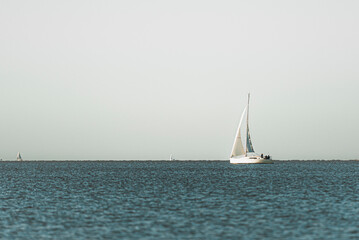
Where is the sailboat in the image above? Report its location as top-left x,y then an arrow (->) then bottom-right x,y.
170,154 -> 175,161
17,152 -> 23,161
230,94 -> 273,164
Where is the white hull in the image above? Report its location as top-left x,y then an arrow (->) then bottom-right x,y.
230,156 -> 273,164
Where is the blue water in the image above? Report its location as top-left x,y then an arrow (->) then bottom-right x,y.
0,161 -> 358,239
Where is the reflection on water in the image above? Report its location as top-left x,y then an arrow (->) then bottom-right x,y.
0,161 -> 358,239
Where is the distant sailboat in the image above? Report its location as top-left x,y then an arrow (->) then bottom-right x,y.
17,152 -> 23,161
230,94 -> 273,164
170,154 -> 175,161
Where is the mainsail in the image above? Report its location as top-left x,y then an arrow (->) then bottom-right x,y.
246,129 -> 255,153
244,93 -> 255,154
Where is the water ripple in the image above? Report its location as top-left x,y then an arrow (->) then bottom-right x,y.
0,161 -> 358,239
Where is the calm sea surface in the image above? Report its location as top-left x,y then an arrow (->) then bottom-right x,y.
0,161 -> 358,239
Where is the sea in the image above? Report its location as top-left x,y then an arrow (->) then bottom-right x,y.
0,161 -> 358,239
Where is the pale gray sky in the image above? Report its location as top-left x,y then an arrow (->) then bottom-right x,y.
1,0 -> 358,160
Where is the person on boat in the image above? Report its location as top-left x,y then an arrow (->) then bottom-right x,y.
261,154 -> 264,158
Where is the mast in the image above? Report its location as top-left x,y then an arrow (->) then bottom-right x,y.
245,93 -> 250,157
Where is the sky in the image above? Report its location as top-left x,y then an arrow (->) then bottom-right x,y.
0,0 -> 358,160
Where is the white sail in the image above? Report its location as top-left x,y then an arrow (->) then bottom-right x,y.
230,106 -> 247,157
17,152 -> 23,161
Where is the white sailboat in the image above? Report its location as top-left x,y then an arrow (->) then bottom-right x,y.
17,152 -> 23,161
170,154 -> 175,161
230,94 -> 273,164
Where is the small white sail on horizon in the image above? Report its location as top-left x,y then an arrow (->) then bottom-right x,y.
17,152 -> 23,161
170,154 -> 175,161
230,94 -> 273,164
